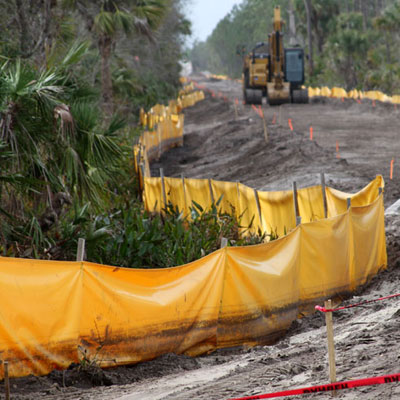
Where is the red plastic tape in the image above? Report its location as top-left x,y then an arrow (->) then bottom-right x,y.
315,293 -> 400,313
228,373 -> 400,400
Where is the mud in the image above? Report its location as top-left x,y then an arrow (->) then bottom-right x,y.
2,75 -> 400,399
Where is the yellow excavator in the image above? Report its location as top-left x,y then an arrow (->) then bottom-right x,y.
241,6 -> 308,105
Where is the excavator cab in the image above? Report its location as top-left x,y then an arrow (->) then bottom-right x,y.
285,48 -> 308,103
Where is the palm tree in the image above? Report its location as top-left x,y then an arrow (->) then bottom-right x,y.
0,43 -> 125,215
64,0 -> 166,116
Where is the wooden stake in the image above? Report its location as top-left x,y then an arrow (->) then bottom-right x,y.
157,126 -> 162,160
136,149 -> 141,174
259,108 -> 268,142
324,299 -> 337,394
236,181 -> 241,220
320,173 -> 328,218
160,168 -> 167,209
278,106 -> 282,126
76,238 -> 85,262
347,197 -> 351,210
4,361 -> 10,400
181,173 -> 187,214
140,163 -> 146,180
208,178 -> 215,204
292,181 -> 300,224
234,99 -> 239,119
253,188 -> 263,227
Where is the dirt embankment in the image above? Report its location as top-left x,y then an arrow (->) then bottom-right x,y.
3,75 -> 400,400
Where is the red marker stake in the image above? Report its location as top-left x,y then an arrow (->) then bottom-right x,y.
310,126 -> 313,140
288,118 -> 293,131
336,141 -> 340,159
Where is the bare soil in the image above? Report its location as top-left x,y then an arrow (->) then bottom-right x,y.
2,75 -> 400,399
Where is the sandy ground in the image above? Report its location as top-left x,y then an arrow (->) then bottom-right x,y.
3,75 -> 400,399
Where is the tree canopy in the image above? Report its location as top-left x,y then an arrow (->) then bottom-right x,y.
190,0 -> 400,94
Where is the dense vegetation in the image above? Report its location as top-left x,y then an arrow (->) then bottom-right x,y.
0,0 -> 266,267
190,0 -> 400,94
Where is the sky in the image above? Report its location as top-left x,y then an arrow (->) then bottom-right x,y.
186,0 -> 243,44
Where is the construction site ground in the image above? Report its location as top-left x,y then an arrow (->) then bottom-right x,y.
4,75 -> 400,399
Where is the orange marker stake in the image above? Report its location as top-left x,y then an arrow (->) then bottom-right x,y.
341,97 -> 344,102
390,159 -> 394,180
310,126 -> 313,140
272,113 -> 276,124
357,99 -> 361,104
258,105 -> 264,118
288,118 -> 293,131
372,100 -> 376,107
251,104 -> 259,116
235,98 -> 239,106
336,141 -> 340,158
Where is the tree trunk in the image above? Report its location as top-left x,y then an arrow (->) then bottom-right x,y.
288,0 -> 297,46
99,34 -> 114,117
362,2 -> 367,30
15,0 -> 31,55
303,0 -> 313,76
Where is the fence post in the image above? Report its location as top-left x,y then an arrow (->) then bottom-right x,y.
140,163 -> 146,180
181,173 -> 187,215
260,108 -> 268,142
220,237 -> 228,248
278,105 -> 282,126
320,173 -> 328,218
253,188 -> 263,227
4,361 -> 10,400
324,299 -> 337,396
160,168 -> 167,209
293,181 -> 300,225
208,178 -> 215,204
76,238 -> 85,262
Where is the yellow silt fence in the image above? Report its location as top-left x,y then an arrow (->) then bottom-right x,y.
308,85 -> 400,104
144,175 -> 384,238
0,82 -> 388,379
134,86 -> 205,181
0,177 -> 386,379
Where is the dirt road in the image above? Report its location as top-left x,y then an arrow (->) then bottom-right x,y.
4,76 -> 400,399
